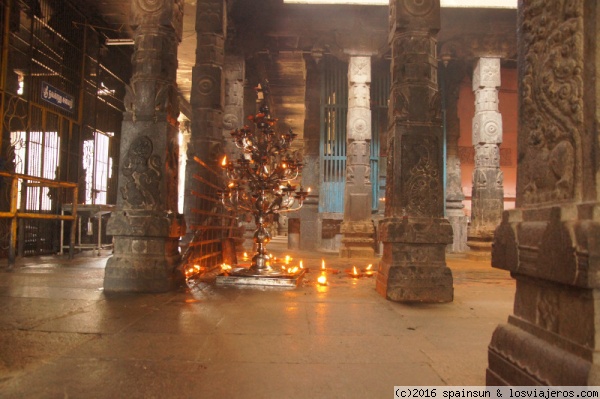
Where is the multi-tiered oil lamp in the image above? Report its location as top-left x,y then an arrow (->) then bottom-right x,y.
219,84 -> 308,276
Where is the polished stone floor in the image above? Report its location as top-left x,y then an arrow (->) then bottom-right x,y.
0,236 -> 514,398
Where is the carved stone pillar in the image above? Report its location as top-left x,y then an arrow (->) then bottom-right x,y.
222,55 -> 244,156
488,2 -> 600,385
296,54 -> 320,251
467,57 -> 504,256
340,55 -> 375,258
182,0 -> 225,244
376,0 -> 453,302
443,60 -> 468,253
104,0 -> 185,292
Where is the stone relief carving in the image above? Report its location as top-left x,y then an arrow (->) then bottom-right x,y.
429,91 -> 442,122
391,90 -> 409,122
474,144 -> 499,168
349,83 -> 370,109
402,0 -> 434,17
537,291 -> 559,333
405,138 -> 440,217
121,136 -> 162,209
520,0 -> 582,204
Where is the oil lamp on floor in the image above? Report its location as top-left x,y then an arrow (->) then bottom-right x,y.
218,82 -> 308,279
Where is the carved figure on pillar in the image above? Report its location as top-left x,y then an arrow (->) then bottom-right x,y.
487,1 -> 600,385
467,57 -> 504,257
104,0 -> 185,293
376,0 -> 453,303
340,55 -> 375,258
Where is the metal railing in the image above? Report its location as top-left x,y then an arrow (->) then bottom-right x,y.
0,171 -> 78,267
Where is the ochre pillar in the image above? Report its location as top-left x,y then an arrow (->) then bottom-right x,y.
467,57 -> 504,257
488,1 -> 600,385
182,0 -> 225,244
104,0 -> 185,292
376,0 -> 453,302
340,55 -> 375,258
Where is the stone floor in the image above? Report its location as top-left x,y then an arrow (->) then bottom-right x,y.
0,236 -> 514,398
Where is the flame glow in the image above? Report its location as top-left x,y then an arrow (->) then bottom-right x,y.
317,274 -> 327,285
366,264 -> 373,270
221,156 -> 227,166
299,260 -> 303,269
321,259 -> 325,270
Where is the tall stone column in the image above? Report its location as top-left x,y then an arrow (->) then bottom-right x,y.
340,55 -> 375,258
296,54 -> 321,251
488,1 -> 600,385
182,0 -> 225,244
467,57 -> 504,256
443,60 -> 468,253
376,0 -> 453,302
104,0 -> 185,292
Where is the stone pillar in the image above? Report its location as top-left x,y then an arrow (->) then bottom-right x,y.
443,60 -> 468,253
467,57 -> 504,257
182,0 -> 225,244
488,1 -> 600,385
222,55 -> 245,156
340,55 -> 375,258
376,0 -> 453,303
104,0 -> 185,293
297,54 -> 321,251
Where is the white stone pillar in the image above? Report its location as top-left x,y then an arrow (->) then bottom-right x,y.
468,57 -> 504,256
340,55 -> 375,258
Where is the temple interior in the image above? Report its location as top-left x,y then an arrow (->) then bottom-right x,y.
1,0 -> 599,394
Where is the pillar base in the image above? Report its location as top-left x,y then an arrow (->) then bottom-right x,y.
103,211 -> 185,293
340,220 -> 375,258
376,217 -> 454,303
487,321 -> 598,385
467,232 -> 493,260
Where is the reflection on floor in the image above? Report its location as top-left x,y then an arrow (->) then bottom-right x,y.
0,236 -> 514,398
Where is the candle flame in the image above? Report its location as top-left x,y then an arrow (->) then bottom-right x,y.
221,263 -> 232,271
285,255 -> 291,264
221,155 -> 227,166
299,260 -> 303,269
317,274 -> 327,285
307,187 -> 312,193
366,264 -> 373,270
353,266 -> 359,275
321,259 -> 325,270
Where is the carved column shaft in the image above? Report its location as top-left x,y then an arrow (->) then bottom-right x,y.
104,0 -> 185,292
340,55 -> 375,258
376,0 -> 453,303
468,57 -> 504,249
222,55 -> 245,156
443,60 -> 468,253
488,1 -> 600,385
295,54 -> 321,251
182,0 -> 226,241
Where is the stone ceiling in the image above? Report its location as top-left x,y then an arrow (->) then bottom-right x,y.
83,0 -> 517,141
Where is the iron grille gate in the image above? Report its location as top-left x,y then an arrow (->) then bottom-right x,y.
319,57 -> 389,214
319,57 -> 347,214
371,61 -> 390,213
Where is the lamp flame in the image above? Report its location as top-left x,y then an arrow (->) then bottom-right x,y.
317,274 -> 327,286
221,155 -> 227,167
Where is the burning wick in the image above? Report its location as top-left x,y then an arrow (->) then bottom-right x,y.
364,264 -> 375,277
317,274 -> 327,286
285,255 -> 292,264
321,259 -> 325,271
242,252 -> 248,261
299,260 -> 303,269
348,266 -> 361,278
221,155 -> 227,167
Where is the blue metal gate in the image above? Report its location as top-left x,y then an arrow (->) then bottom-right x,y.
370,61 -> 390,212
319,57 -> 348,213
